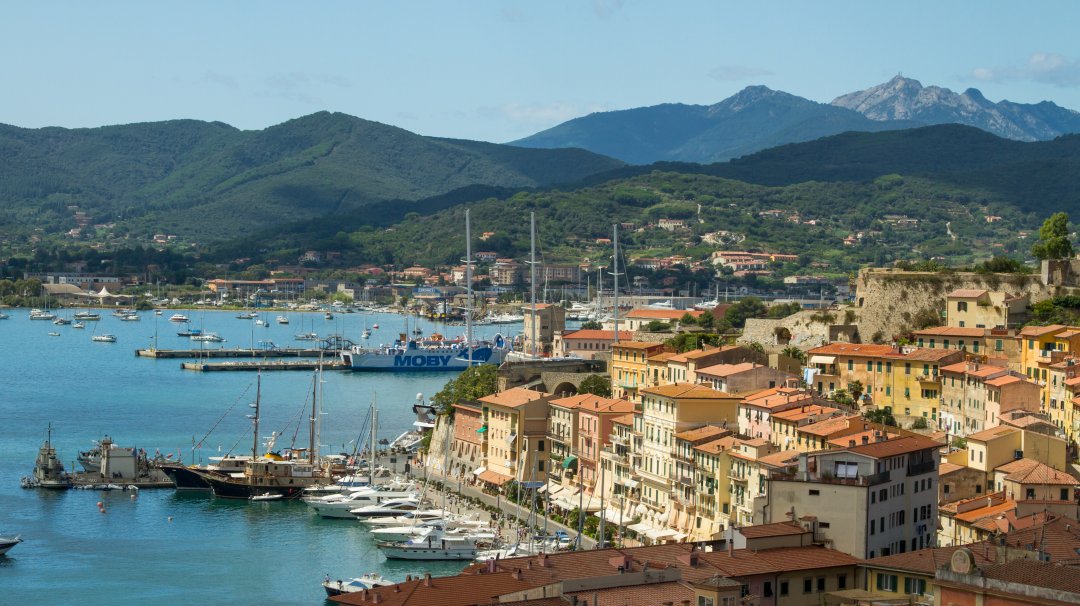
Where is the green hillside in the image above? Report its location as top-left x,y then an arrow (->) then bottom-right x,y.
0,112 -> 624,242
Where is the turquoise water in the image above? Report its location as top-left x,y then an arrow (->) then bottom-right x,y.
0,309 -> 516,605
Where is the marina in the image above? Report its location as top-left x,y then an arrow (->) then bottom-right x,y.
180,360 -> 349,372
0,307 -> 527,604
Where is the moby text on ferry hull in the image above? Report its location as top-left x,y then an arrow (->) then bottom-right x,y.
340,345 -> 507,371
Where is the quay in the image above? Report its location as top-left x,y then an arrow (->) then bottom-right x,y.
135,347 -> 335,359
70,472 -> 175,489
180,360 -> 348,372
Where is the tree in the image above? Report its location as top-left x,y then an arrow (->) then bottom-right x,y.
1032,212 -> 1074,260
431,365 -> 498,413
580,320 -> 603,330
976,255 -> 1025,274
723,297 -> 767,329
864,408 -> 897,427
679,312 -> 698,326
781,346 -> 806,364
847,380 -> 864,402
643,320 -> 671,332
579,375 -> 612,397
697,311 -> 715,329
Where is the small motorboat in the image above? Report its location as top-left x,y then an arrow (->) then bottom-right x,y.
250,492 -> 283,501
322,572 -> 394,596
169,314 -> 190,323
325,311 -> 334,320
48,332 -> 61,337
92,334 -> 118,343
0,534 -> 23,556
276,315 -> 289,324
72,321 -> 85,329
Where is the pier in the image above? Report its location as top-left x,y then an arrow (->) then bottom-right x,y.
136,347 -> 337,359
180,360 -> 349,372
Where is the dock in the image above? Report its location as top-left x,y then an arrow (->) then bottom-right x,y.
70,470 -> 175,489
136,347 -> 336,359
181,360 -> 349,372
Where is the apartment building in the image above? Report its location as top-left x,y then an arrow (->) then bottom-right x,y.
697,362 -> 795,395
943,288 -> 1028,329
939,361 -> 1040,436
477,387 -> 554,488
765,435 -> 942,559
610,341 -> 670,403
739,385 -> 820,441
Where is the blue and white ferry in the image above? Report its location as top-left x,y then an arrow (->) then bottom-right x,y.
340,333 -> 507,371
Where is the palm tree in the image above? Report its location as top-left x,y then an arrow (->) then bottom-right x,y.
781,346 -> 805,364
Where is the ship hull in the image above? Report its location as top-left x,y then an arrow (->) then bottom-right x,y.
158,464 -> 212,490
192,470 -> 312,500
341,346 -> 506,372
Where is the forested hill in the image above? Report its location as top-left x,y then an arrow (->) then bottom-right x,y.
562,124 -> 1080,216
0,112 -> 624,241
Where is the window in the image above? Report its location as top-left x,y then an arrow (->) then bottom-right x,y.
848,360 -> 854,371
538,460 -> 544,472
538,440 -> 545,452
876,574 -> 898,592
763,582 -> 773,597
904,578 -> 926,595
809,489 -> 820,496
698,597 -> 714,606
838,574 -> 847,590
779,581 -> 789,596
817,577 -> 825,592
803,578 -> 812,594
905,363 -> 911,375
1063,488 -> 1070,501
1026,488 -> 1036,499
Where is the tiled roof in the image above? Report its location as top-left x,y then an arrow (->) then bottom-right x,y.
741,387 -> 816,411
828,430 -> 899,449
561,329 -> 635,341
612,341 -> 668,350
947,288 -> 988,298
331,571 -> 534,606
550,393 -> 633,414
694,436 -> 738,455
737,521 -> 808,539
966,425 -> 1018,441
939,462 -> 965,476
844,435 -> 943,458
940,361 -> 1009,377
985,375 -> 1024,387
697,545 -> 860,577
480,387 -> 551,408
867,545 -> 994,575
564,581 -> 693,606
1000,515 -> 1080,563
611,413 -> 635,426
797,415 -> 859,437
998,459 -> 1079,485
953,500 -> 1017,523
977,559 -> 1080,595
1018,324 -> 1068,337
640,383 -> 734,399
913,326 -> 988,337
626,308 -> 704,320
755,450 -> 801,468
807,342 -> 959,361
696,362 -> 758,378
674,425 -> 729,442
770,405 -> 842,422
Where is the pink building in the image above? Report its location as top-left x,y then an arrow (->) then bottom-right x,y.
574,396 -> 635,494
552,329 -> 634,360
738,385 -> 820,441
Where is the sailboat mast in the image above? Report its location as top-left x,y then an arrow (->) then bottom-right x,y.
612,224 -> 621,344
369,401 -> 378,486
252,374 -> 261,459
309,366 -> 318,465
529,212 -> 537,356
465,209 -> 474,367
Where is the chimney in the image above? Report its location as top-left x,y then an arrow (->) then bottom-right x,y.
423,572 -> 433,587
689,549 -> 699,566
728,537 -> 734,555
512,568 -> 523,580
486,558 -> 497,574
527,559 -> 533,570
372,592 -> 382,604
405,575 -> 412,582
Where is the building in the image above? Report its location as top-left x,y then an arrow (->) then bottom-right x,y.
697,362 -> 796,395
939,361 -> 1040,436
913,326 -> 1020,367
575,395 -> 635,495
933,556 -> 1080,606
738,385 -> 821,441
476,387 -> 555,488
521,304 -> 565,357
962,425 -> 1068,491
938,492 -> 1016,547
806,343 -> 964,426
620,308 -> 706,331
610,341 -> 670,403
764,435 -> 942,559
489,260 -> 524,286
767,406 -> 846,452
671,426 -> 732,540
990,458 -> 1080,519
546,394 -> 583,487
859,545 -> 995,603
444,400 -> 485,480
944,288 -> 1029,329
638,384 -> 742,517
551,329 -> 634,360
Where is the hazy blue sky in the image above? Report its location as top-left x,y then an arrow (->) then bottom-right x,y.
3,1 -> 1079,142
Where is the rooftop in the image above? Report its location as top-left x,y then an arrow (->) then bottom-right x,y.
736,521 -> 808,539
947,288 -> 989,298
612,341 -> 669,350
867,545 -> 994,575
480,387 -> 551,409
674,425 -> 730,442
966,425 -> 1019,442
695,362 -> 759,378
561,329 -> 635,341
843,434 -> 943,459
1018,324 -> 1069,337
640,383 -> 735,400
626,308 -> 705,320
913,326 -> 988,337
996,458 -> 1079,485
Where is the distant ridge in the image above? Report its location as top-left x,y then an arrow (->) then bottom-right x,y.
512,77 -> 1080,164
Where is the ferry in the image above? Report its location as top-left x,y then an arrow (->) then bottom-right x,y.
339,333 -> 507,372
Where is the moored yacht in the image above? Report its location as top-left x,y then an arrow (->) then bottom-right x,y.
322,573 -> 395,597
348,497 -> 422,519
304,487 -> 419,519
0,534 -> 22,556
376,531 -> 495,560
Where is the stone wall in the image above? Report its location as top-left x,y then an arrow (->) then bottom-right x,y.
854,268 -> 1049,344
739,308 -> 861,354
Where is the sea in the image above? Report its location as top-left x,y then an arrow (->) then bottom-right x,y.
0,308 -> 524,605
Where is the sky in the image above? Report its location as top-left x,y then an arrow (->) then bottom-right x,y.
3,1 -> 1080,143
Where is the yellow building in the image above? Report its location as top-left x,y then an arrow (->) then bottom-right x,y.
937,492 -> 1015,547
1018,325 -> 1080,406
944,288 -> 1027,329
767,405 -> 845,452
693,436 -> 737,539
610,341 -> 669,403
477,387 -> 554,488
637,384 -> 741,518
963,425 -> 1067,491
521,303 -> 565,356
1046,356 -> 1080,440
862,545 -> 994,602
807,343 -> 963,425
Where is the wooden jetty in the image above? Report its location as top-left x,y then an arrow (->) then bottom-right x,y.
136,347 -> 334,359
181,360 -> 348,372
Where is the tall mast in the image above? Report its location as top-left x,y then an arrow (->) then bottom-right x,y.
369,398 -> 378,486
308,365 -> 318,464
465,209 -> 474,367
611,224 -> 622,344
529,212 -> 537,356
252,374 -> 261,459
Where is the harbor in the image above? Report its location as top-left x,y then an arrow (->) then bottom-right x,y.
0,308 -> 520,604
136,346 -> 335,359
180,360 -> 349,372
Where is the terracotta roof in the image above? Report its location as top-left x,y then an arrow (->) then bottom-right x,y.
797,415 -> 859,437
998,459 -> 1079,485
939,462 -> 965,476
480,387 -> 551,408
947,288 -> 988,298
755,450 -> 801,469
807,342 -> 960,361
770,405 -> 842,422
694,436 -> 738,455
914,326 -> 988,337
843,435 -> 943,458
828,430 -> 899,449
740,387 -> 816,411
1058,330 -> 1080,339
1001,415 -> 1055,429
953,500 -> 1017,523
560,329 -> 635,341
737,521 -> 808,539
674,425 -> 729,442
697,545 -> 860,577
966,425 -> 1019,442
626,308 -> 704,320
976,559 -> 1080,596
550,393 -> 632,414
564,581 -> 693,606
612,341 -> 668,350
647,351 -> 680,363
640,383 -> 734,399
1018,324 -> 1068,337
1065,376 -> 1080,386
985,375 -> 1025,387
940,361 -> 1009,378
675,347 -> 726,361
611,413 -> 635,426
867,545 -> 994,575
695,362 -> 759,378
331,571 -> 534,606
1000,515 -> 1080,563
478,469 -> 513,486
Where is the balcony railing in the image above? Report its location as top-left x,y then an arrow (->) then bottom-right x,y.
773,469 -> 891,486
907,460 -> 936,476
917,373 -> 941,383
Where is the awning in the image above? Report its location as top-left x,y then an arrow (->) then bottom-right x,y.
520,481 -> 545,489
546,484 -> 565,498
472,466 -> 487,475
671,532 -> 688,541
645,527 -> 677,540
619,477 -> 639,489
562,454 -> 578,469
476,425 -> 488,433
506,432 -> 516,446
592,507 -> 625,523
627,522 -> 652,533
477,469 -> 513,486
809,355 -> 837,365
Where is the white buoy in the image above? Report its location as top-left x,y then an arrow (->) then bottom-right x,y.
167,516 -> 173,522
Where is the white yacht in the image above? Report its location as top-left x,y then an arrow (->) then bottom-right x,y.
322,573 -> 395,597
377,531 -> 496,560
0,534 -> 22,556
348,497 -> 422,519
359,508 -> 447,528
169,314 -> 190,323
305,488 -> 418,519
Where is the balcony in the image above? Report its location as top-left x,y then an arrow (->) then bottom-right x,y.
676,475 -> 694,487
916,374 -> 941,383
907,460 -> 936,476
773,469 -> 891,487
730,467 -> 749,481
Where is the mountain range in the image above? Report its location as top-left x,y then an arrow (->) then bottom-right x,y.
0,112 -> 623,242
511,76 -> 1080,164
